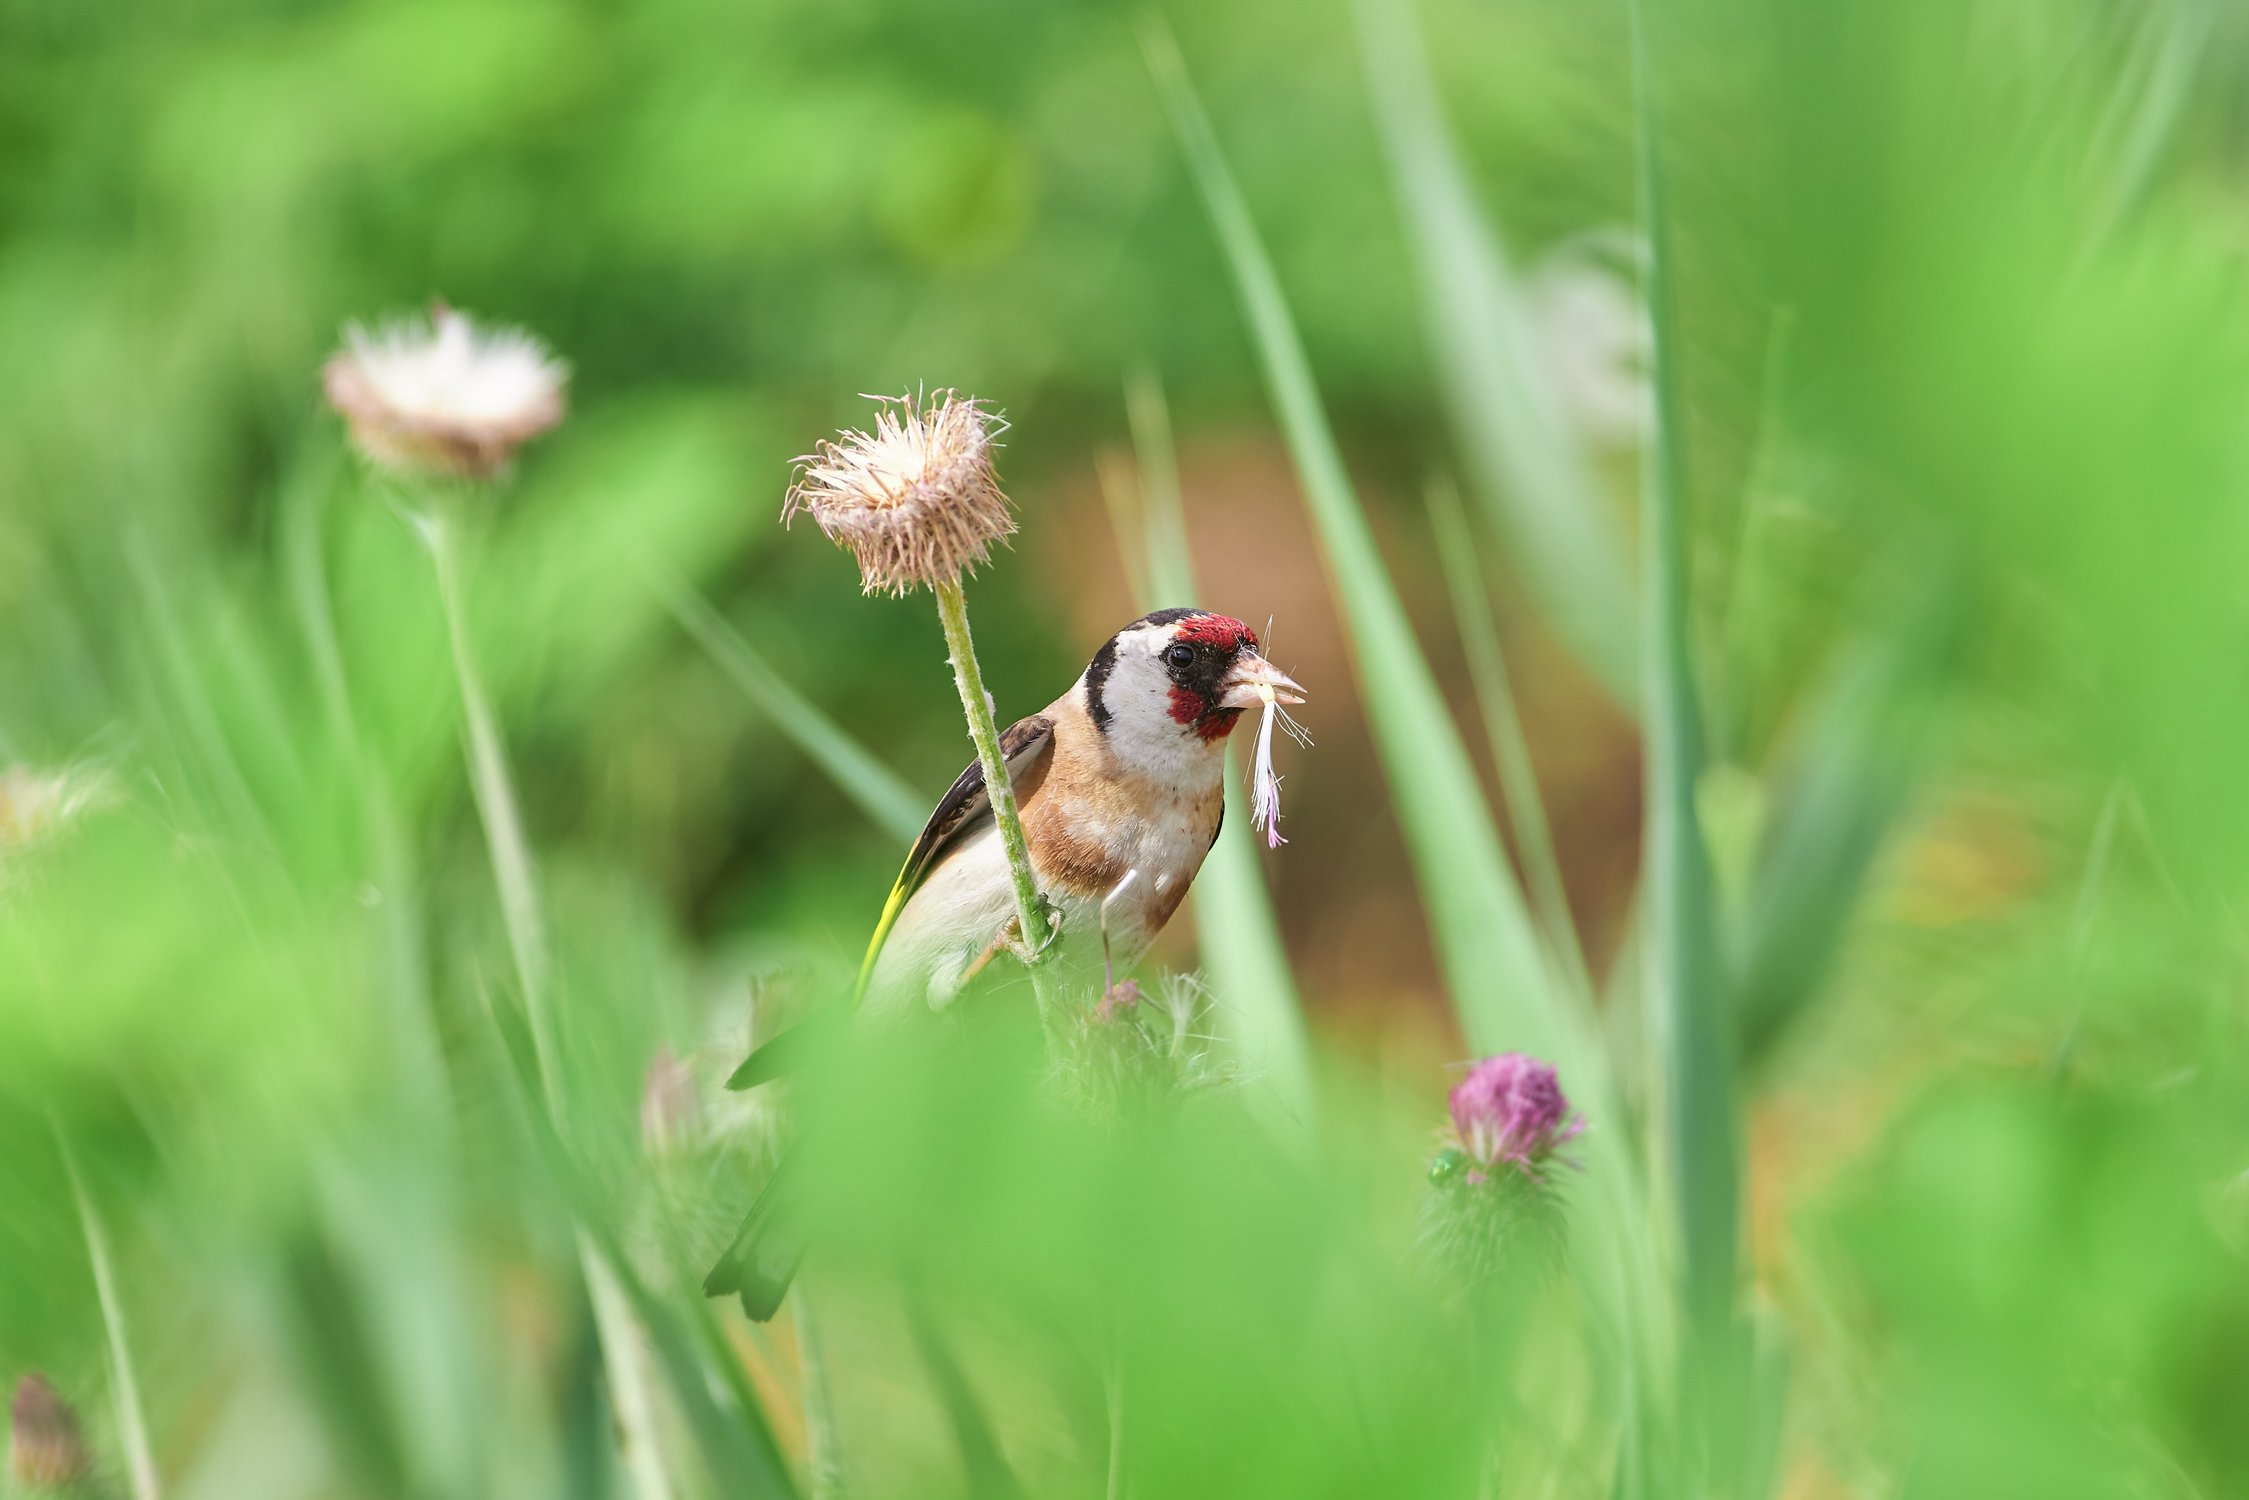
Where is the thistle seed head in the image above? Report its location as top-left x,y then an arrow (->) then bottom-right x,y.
323,303 -> 567,480
9,1376 -> 90,1490
783,391 -> 1015,596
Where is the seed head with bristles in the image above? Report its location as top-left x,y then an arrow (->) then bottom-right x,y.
783,391 -> 1016,596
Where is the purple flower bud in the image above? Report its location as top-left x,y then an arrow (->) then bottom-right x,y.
1447,1054 -> 1584,1180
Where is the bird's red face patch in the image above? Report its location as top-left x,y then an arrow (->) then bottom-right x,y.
1173,614 -> 1258,652
1169,688 -> 1246,740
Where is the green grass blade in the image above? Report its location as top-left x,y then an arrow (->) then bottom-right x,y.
1112,366 -> 1316,1131
903,1295 -> 1022,1500
278,445 -> 444,1111
1629,0 -> 1740,1422
1737,573 -> 1960,1063
656,572 -> 928,849
1426,477 -> 1593,1003
58,1131 -> 162,1500
1142,36 -> 1673,1486
1123,370 -> 1194,607
1143,16 -> 1556,1057
478,980 -> 800,1498
1355,0 -> 1638,703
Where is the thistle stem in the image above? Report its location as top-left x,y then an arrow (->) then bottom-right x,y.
932,578 -> 1059,1019
418,502 -> 676,1500
424,510 -> 559,1111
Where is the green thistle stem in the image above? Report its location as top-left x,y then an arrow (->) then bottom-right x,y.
932,577 -> 1059,1020
424,511 -> 559,1110
418,501 -> 677,1500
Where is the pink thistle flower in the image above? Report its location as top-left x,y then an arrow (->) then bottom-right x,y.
1448,1053 -> 1584,1181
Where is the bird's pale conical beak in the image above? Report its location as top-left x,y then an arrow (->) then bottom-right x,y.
1220,652 -> 1307,710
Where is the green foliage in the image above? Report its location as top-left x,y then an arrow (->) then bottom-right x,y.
5,0 -> 2249,1496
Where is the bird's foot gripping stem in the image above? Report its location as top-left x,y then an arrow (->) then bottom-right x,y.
1005,894 -> 1064,964
963,896 -> 1063,984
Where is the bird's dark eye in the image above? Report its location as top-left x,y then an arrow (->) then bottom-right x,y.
1164,643 -> 1196,669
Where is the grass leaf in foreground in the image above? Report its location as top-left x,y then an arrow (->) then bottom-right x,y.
1627,0 -> 1742,1463
1111,366 -> 1316,1132
658,574 -> 929,849
1737,569 -> 1960,1064
1145,29 -> 1671,1490
1426,478 -> 1593,1003
1355,0 -> 1637,703
1142,14 -> 1555,1059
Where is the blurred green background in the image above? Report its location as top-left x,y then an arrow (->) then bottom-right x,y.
5,0 -> 2249,1495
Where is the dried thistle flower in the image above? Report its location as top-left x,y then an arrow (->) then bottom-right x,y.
323,303 -> 567,480
783,391 -> 1016,596
10,1375 -> 91,1491
1055,971 -> 1234,1124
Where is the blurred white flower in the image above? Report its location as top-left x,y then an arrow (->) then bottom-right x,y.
0,764 -> 110,851
1526,232 -> 1652,449
323,304 -> 567,480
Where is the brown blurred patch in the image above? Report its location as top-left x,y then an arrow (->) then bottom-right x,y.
1883,788 -> 2047,927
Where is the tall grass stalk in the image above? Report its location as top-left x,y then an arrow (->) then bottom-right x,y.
902,1296 -> 1020,1500
58,1131 -> 160,1500
793,1295 -> 844,1500
1735,574 -> 1957,1061
657,573 -> 928,848
1141,13 -> 1554,1056
1354,0 -> 1637,702
1627,0 -> 1741,1444
1109,366 -> 1315,1131
282,455 -> 443,1111
1426,478 -> 1592,1002
1146,25 -> 1673,1489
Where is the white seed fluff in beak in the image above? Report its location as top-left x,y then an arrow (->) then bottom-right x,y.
1248,683 -> 1312,849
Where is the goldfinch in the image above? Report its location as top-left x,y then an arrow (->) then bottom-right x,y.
706,607 -> 1305,1319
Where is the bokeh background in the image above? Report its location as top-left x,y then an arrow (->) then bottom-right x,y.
6,0 -> 2249,1495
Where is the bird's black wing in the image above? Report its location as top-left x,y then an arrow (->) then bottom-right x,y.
896,713 -> 1056,906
